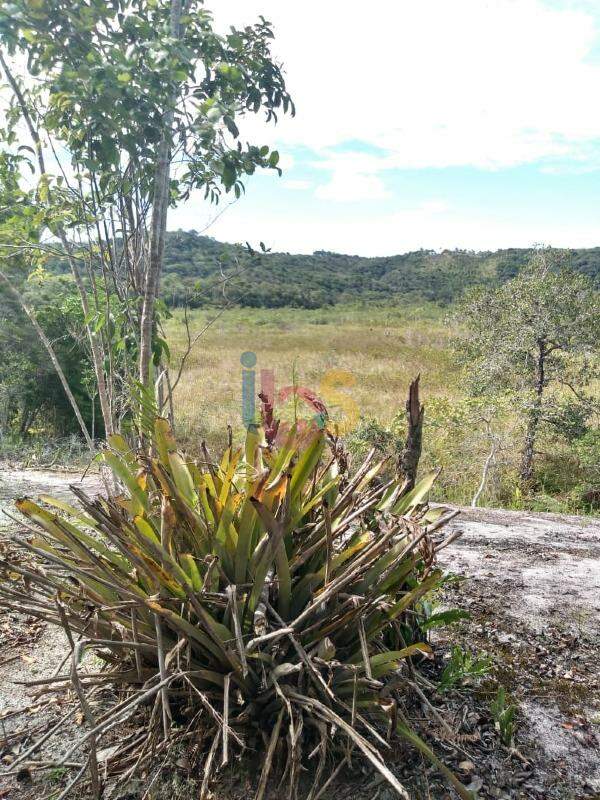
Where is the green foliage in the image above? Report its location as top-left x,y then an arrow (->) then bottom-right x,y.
0,278 -> 99,437
40,231 -> 594,311
0,152 -> 93,439
457,251 -> 600,485
420,608 -> 471,632
438,646 -> 491,692
457,253 -> 600,399
0,2 -> 292,207
0,432 -> 91,468
36,230 -> 600,311
544,399 -> 594,443
575,429 -> 600,485
2,419 -> 471,798
456,252 -> 600,395
0,151 -> 48,244
345,416 -> 402,460
164,302 -> 599,514
0,0 -> 295,429
144,232 -> 600,309
490,686 -> 517,747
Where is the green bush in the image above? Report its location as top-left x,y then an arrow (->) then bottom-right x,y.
0,278 -> 99,439
345,416 -> 401,461
437,646 -> 491,693
1,419 -> 471,799
491,686 -> 517,747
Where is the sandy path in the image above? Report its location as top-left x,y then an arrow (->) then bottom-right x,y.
438,507 -> 600,798
0,466 -> 103,799
0,466 -> 102,530
442,505 -> 600,634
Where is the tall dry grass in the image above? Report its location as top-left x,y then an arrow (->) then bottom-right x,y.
166,304 -> 458,452
165,304 -> 599,512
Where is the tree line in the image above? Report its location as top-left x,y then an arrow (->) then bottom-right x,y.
97,231 -> 600,308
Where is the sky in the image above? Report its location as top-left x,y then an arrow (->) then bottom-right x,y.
169,0 -> 600,256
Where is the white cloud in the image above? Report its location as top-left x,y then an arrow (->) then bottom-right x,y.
282,179 -> 312,190
168,1 -> 600,253
170,194 -> 600,256
211,0 -> 600,170
309,150 -> 388,201
277,153 -> 295,171
315,171 -> 389,202
422,200 -> 449,214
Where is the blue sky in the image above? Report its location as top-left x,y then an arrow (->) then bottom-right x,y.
170,0 -> 600,256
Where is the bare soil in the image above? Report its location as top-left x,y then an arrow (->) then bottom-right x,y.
434,507 -> 600,800
0,468 -> 598,799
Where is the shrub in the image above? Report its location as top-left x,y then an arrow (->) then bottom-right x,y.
437,645 -> 491,693
345,416 -> 400,461
1,418 -> 470,799
490,686 -> 517,747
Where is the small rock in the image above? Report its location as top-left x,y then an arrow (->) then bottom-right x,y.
497,632 -> 516,644
467,776 -> 484,793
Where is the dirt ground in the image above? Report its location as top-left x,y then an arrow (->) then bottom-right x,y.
436,507 -> 600,800
0,468 -> 598,799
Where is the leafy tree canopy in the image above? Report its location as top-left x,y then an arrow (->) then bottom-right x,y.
458,253 -> 600,395
457,252 -> 600,485
123,232 -> 600,309
0,0 -> 292,204
0,0 -> 294,433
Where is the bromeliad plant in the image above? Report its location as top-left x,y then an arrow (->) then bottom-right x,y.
1,419 -> 471,800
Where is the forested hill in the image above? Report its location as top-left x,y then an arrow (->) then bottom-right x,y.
160,231 -> 600,309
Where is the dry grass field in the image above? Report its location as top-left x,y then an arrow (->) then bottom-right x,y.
164,303 -> 598,512
165,303 -> 457,449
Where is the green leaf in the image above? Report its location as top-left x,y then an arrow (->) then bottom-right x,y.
180,553 -> 203,591
289,432 -> 324,501
391,470 -> 439,515
421,609 -> 470,631
102,452 -> 148,516
167,452 -> 196,506
349,643 -> 432,668
395,720 -> 474,800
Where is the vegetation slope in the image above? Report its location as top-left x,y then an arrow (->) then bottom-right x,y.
159,231 -> 600,308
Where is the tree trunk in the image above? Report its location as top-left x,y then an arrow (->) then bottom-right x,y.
139,0 -> 183,386
519,339 -> 546,488
471,421 -> 498,508
397,375 -> 425,491
0,269 -> 94,451
19,407 -> 35,436
59,232 -> 115,435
